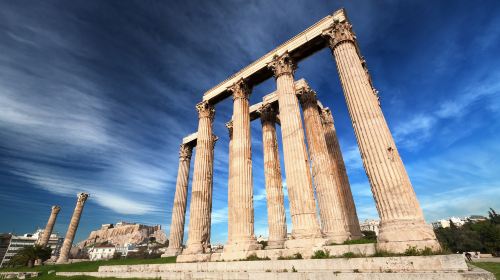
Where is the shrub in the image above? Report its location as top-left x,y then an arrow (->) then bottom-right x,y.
245,253 -> 270,261
277,253 -> 302,260
312,250 -> 330,259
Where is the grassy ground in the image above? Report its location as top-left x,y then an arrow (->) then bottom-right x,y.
472,262 -> 500,280
0,257 -> 176,279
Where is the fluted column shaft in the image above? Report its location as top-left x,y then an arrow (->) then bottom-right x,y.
321,108 -> 362,238
38,205 -> 61,247
57,193 -> 89,263
226,121 -> 234,244
225,80 -> 260,251
165,144 -> 193,256
184,101 -> 216,255
260,104 -> 286,249
300,89 -> 349,243
267,53 -> 321,239
323,21 -> 440,252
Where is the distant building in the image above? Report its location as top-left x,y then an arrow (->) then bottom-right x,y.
0,234 -> 12,267
431,215 -> 487,229
115,243 -> 138,257
88,244 -> 116,261
0,234 -> 37,267
32,229 -> 64,258
359,219 -> 380,235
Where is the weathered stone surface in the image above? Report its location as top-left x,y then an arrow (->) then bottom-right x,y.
78,223 -> 166,248
267,52 -> 321,240
57,193 -> 89,264
323,19 -> 440,252
37,205 -> 61,247
300,88 -> 349,243
164,143 -> 193,257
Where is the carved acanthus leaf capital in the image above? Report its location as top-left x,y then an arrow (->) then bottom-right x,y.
225,121 -> 233,137
229,78 -> 251,100
196,101 -> 215,120
320,108 -> 334,126
322,20 -> 356,50
77,193 -> 89,204
267,52 -> 297,78
259,103 -> 277,124
51,205 -> 61,214
298,87 -> 317,107
179,144 -> 193,161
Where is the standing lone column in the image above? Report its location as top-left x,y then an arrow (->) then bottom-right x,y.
323,20 -> 440,252
321,108 -> 362,239
57,193 -> 89,263
260,104 -> 287,249
299,88 -> 350,243
267,53 -> 322,240
38,205 -> 61,247
184,101 -> 216,255
225,121 -> 234,246
165,143 -> 194,257
225,79 -> 260,252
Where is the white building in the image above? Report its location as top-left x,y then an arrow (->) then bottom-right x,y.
359,219 -> 380,235
115,243 -> 138,257
32,229 -> 64,258
431,217 -> 466,229
88,244 -> 116,261
0,234 -> 37,267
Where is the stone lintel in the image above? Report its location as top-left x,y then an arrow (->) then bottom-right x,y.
202,9 -> 347,104
182,133 -> 197,146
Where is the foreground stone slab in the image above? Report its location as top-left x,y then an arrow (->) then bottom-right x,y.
55,256 -> 494,280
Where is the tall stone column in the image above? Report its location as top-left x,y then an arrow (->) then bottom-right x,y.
299,88 -> 350,243
225,79 -> 260,252
260,104 -> 287,249
225,120 -> 234,245
165,144 -> 194,257
184,101 -> 216,255
267,53 -> 322,240
320,108 -> 362,239
57,193 -> 89,263
38,205 -> 61,247
323,21 -> 440,252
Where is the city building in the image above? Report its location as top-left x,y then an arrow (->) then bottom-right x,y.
32,229 -> 64,258
0,234 -> 37,267
431,217 -> 466,229
359,219 -> 380,236
88,244 -> 116,261
115,243 -> 139,257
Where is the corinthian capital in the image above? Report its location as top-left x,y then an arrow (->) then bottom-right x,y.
267,52 -> 297,78
259,103 -> 277,124
322,20 -> 356,50
51,205 -> 61,214
179,144 -> 193,161
320,108 -> 334,126
298,87 -> 317,107
225,121 -> 233,138
229,78 -> 251,100
196,101 -> 215,120
77,193 -> 89,204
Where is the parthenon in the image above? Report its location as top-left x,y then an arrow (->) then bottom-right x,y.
165,8 -> 440,262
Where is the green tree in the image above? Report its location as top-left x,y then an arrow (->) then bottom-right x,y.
8,245 -> 52,268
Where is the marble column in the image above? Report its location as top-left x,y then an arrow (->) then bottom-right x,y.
57,193 -> 89,263
225,120 -> 234,245
165,144 -> 194,257
225,79 -> 260,252
184,101 -> 216,255
267,53 -> 322,240
323,20 -> 440,252
320,108 -> 362,239
299,88 -> 350,243
38,205 -> 61,247
260,104 -> 287,249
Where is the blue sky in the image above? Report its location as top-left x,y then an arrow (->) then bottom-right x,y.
0,1 -> 499,245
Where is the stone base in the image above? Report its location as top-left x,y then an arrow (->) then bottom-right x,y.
224,240 -> 263,252
265,240 -> 285,249
161,247 -> 182,257
176,253 -> 211,263
377,219 -> 441,253
284,237 -> 328,248
57,254 -> 495,279
323,232 -> 350,244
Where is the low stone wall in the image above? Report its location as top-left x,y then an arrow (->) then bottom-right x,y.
98,255 -> 467,273
178,243 -> 376,262
0,272 -> 40,279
